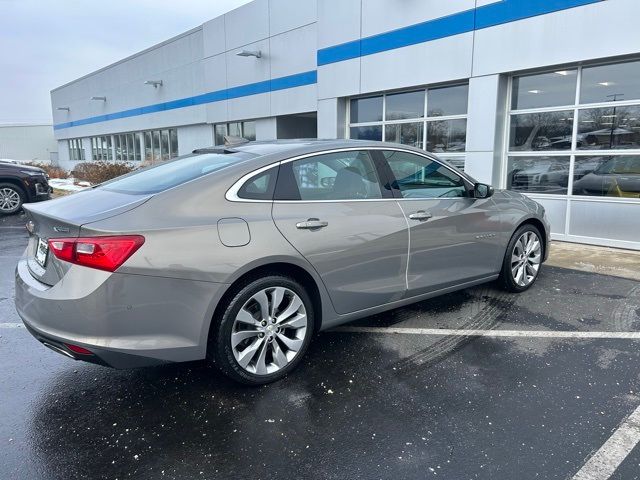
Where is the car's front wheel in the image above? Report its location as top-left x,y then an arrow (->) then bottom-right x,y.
500,224 -> 544,293
209,275 -> 314,385
0,183 -> 25,215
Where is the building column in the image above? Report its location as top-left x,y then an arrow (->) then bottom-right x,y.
464,74 -> 509,186
317,98 -> 347,139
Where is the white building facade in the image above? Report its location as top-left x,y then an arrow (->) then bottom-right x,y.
51,0 -> 640,250
0,124 -> 57,162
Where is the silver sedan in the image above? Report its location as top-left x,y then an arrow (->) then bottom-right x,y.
15,140 -> 550,384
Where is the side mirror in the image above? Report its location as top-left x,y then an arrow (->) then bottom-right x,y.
474,183 -> 494,199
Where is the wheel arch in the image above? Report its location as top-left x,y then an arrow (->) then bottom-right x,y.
0,177 -> 28,198
515,216 -> 548,259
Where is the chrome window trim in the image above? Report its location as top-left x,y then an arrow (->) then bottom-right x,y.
225,146 -> 476,203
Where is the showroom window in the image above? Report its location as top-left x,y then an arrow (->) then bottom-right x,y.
507,60 -> 640,198
89,129 -> 178,163
214,121 -> 257,145
68,138 -> 84,161
348,84 -> 468,169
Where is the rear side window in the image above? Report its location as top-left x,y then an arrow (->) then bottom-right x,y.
100,152 -> 253,194
275,150 -> 383,201
237,166 -> 278,200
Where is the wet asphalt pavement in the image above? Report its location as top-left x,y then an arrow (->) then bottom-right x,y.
2,212 -> 640,479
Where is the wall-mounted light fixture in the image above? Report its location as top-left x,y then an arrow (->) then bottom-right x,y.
236,49 -> 261,58
56,107 -> 70,111
90,96 -> 106,101
144,80 -> 163,88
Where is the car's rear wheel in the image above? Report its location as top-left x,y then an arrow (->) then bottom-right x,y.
500,224 -> 543,293
209,275 -> 314,385
0,183 -> 25,215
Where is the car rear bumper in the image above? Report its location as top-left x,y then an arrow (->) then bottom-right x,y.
14,258 -> 225,368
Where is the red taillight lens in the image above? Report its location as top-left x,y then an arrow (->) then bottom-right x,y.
48,235 -> 145,272
64,343 -> 93,355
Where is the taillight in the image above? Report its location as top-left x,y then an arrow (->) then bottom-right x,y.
48,236 -> 145,272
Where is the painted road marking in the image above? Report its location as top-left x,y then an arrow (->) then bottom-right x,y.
0,323 -> 23,328
572,404 -> 640,480
333,326 -> 640,340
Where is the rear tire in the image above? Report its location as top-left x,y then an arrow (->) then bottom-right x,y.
208,275 -> 314,385
500,224 -> 544,293
0,183 -> 25,215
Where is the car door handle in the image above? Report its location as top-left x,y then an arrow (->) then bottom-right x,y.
296,218 -> 329,229
408,210 -> 433,221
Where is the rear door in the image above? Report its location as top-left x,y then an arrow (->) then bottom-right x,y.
271,149 -> 408,314
375,149 -> 503,297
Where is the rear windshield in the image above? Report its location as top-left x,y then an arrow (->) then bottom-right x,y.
98,152 -> 254,194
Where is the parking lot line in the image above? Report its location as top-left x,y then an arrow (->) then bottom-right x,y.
572,403 -> 640,480
333,326 -> 640,340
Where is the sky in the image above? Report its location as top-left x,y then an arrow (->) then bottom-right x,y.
0,0 -> 252,124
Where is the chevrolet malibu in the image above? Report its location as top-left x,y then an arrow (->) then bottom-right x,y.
15,140 -> 549,385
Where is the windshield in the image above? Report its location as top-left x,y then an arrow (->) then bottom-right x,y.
98,152 -> 255,194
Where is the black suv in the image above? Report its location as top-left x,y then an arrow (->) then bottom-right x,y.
0,161 -> 51,215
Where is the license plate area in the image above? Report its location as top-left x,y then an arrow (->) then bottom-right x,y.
35,237 -> 48,268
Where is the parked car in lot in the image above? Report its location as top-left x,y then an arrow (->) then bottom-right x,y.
15,140 -> 550,384
0,161 -> 51,215
572,156 -> 640,198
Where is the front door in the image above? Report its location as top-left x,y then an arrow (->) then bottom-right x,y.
271,149 -> 408,314
376,149 -> 503,297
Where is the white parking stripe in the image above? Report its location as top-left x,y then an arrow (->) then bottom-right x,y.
572,404 -> 640,480
332,326 -> 640,340
0,323 -> 23,328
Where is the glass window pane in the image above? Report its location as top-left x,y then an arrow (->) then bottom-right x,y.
242,121 -> 256,141
114,135 -> 122,161
350,96 -> 383,123
144,132 -> 152,162
511,70 -> 577,110
439,155 -> 465,171
238,167 -> 277,200
161,130 -> 170,161
426,119 -> 466,153
133,133 -> 141,161
385,90 -> 424,120
152,130 -> 161,163
384,122 -> 424,149
291,151 -> 382,200
106,136 -> 113,161
383,150 -> 467,198
507,156 -> 569,194
577,106 -> 640,150
581,61 -> 640,104
509,111 -> 574,151
169,129 -> 178,158
214,125 -> 226,145
228,122 -> 242,138
350,125 -> 382,141
126,134 -> 134,161
427,84 -> 469,117
573,155 -> 640,198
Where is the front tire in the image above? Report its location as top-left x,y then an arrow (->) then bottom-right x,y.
500,224 -> 543,293
209,275 -> 314,385
0,183 -> 25,215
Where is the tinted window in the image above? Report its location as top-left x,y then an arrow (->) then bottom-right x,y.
350,125 -> 382,141
581,61 -> 640,104
573,155 -> 640,197
350,96 -> 383,123
100,152 -> 253,194
385,90 -> 424,120
577,106 -> 640,150
509,111 -> 574,151
384,151 -> 468,199
511,70 -> 577,110
427,84 -> 469,117
507,156 -> 570,195
426,119 -> 467,152
237,167 -> 278,200
282,151 -> 383,201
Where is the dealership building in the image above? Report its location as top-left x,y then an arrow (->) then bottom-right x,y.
51,0 -> 639,250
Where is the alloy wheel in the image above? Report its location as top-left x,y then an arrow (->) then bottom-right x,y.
510,231 -> 542,287
231,287 -> 308,375
0,187 -> 21,213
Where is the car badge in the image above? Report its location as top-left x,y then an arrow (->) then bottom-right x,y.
25,221 -> 35,234
53,226 -> 70,233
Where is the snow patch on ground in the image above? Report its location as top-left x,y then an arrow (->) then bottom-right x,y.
48,178 -> 90,192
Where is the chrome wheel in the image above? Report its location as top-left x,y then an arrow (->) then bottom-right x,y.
510,231 -> 542,287
231,287 -> 308,375
0,187 -> 21,213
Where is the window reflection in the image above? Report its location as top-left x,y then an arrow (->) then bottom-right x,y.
350,96 -> 383,123
507,156 -> 570,194
386,91 -> 424,120
577,106 -> 640,150
511,70 -> 577,110
509,111 -> 574,151
426,119 -> 466,153
350,125 -> 382,141
427,84 -> 469,117
385,122 -> 424,148
580,61 -> 640,104
573,156 -> 640,198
